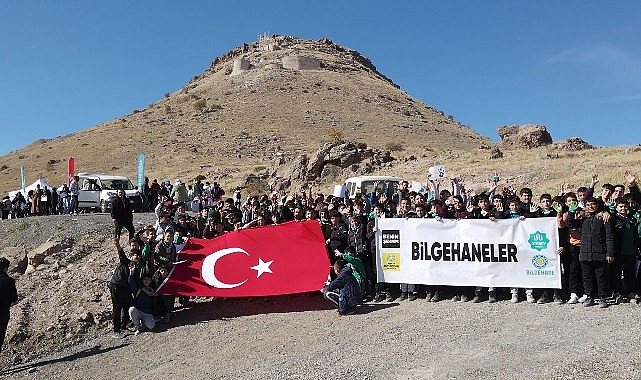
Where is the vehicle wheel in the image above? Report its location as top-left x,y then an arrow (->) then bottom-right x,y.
100,201 -> 107,213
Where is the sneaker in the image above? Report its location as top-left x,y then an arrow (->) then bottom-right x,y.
472,291 -> 482,303
567,293 -> 579,304
526,293 -> 536,303
424,292 -> 432,302
451,294 -> 461,302
340,307 -> 356,316
399,293 -> 408,301
578,294 -> 588,303
460,294 -> 470,302
582,296 -> 594,307
133,329 -> 141,336
537,292 -> 552,304
430,291 -> 443,302
612,293 -> 622,305
408,293 -> 418,302
553,294 -> 564,304
488,291 -> 497,303
598,298 -> 608,308
385,293 -> 395,302
510,293 -> 519,303
627,293 -> 636,303
374,293 -> 386,303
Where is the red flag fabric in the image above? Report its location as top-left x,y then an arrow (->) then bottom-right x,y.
68,157 -> 75,185
156,220 -> 331,297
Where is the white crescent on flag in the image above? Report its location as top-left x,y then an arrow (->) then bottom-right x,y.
201,247 -> 250,288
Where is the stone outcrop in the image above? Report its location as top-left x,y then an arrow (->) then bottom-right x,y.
267,142 -> 394,191
488,147 -> 503,159
497,124 -> 552,149
552,137 -> 593,151
25,238 -> 73,274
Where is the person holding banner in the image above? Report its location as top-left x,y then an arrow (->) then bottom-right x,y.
497,196 -> 532,303
128,271 -> 157,335
468,194 -> 498,303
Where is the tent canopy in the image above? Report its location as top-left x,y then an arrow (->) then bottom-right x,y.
8,178 -> 56,200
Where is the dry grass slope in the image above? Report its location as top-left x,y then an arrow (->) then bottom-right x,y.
0,36 -> 489,195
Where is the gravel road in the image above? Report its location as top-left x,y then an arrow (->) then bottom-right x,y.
2,293 -> 641,380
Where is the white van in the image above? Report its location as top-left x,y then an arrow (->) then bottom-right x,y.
344,176 -> 402,199
77,173 -> 144,213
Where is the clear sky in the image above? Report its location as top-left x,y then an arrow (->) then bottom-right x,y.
1,1 -> 640,156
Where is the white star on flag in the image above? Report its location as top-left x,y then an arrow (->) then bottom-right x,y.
250,258 -> 273,278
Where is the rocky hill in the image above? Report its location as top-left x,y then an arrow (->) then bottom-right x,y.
0,35 -> 490,196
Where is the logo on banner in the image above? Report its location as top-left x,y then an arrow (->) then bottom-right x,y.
382,230 -> 400,248
531,255 -> 549,269
382,252 -> 400,271
528,231 -> 550,251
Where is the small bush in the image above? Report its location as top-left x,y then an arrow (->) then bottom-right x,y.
326,127 -> 344,143
195,174 -> 206,182
385,142 -> 404,152
192,99 -> 207,111
164,105 -> 171,114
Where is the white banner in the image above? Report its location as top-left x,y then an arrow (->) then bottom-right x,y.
376,218 -> 561,288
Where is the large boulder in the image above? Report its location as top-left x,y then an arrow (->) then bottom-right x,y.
25,238 -> 73,274
497,124 -> 552,149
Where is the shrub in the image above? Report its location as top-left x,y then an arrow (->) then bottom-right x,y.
326,127 -> 344,143
385,142 -> 404,152
192,99 -> 207,111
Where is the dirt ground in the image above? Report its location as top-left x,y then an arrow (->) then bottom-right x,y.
2,291 -> 641,380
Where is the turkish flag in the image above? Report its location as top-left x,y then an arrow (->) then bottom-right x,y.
156,220 -> 331,297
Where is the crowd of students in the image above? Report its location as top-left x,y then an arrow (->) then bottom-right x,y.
107,169 -> 641,330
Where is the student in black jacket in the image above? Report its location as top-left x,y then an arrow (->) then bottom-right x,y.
579,197 -> 615,308
111,189 -> 135,241
108,238 -> 142,333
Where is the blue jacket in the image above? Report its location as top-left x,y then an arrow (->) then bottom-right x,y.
129,276 -> 155,315
326,266 -> 362,314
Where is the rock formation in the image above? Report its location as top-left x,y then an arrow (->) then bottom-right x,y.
497,124 -> 553,149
